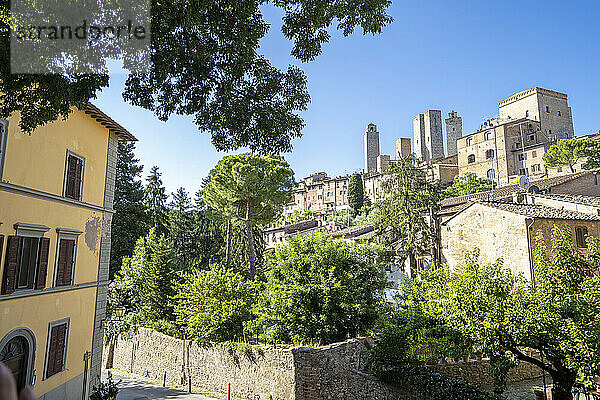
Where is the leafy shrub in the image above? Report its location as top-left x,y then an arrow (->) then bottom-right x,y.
255,232 -> 387,344
175,264 -> 256,342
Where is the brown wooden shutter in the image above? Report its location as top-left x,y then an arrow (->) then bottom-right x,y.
2,236 -> 22,295
56,239 -> 75,287
73,158 -> 83,200
65,155 -> 77,199
36,237 -> 50,289
46,323 -> 67,377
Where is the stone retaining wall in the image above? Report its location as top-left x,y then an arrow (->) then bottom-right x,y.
104,328 -> 541,399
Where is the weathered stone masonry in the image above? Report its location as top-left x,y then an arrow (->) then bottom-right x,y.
105,329 -> 542,399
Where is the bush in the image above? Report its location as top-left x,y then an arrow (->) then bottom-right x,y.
174,264 -> 256,342
255,232 -> 387,344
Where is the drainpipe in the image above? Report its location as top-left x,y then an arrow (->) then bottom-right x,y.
82,351 -> 90,400
526,217 -> 536,282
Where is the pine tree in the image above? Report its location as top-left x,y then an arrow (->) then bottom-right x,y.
110,142 -> 147,278
347,173 -> 364,215
168,187 -> 195,267
144,166 -> 168,235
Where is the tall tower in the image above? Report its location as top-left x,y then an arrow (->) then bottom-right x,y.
396,138 -> 412,159
364,123 -> 380,173
413,114 -> 426,159
414,110 -> 444,160
445,110 -> 462,156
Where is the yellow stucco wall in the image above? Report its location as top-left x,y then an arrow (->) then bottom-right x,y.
0,107 -> 110,397
2,109 -> 109,207
0,287 -> 97,397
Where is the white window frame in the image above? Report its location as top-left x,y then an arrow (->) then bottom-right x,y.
43,318 -> 70,380
62,150 -> 85,201
53,229 -> 81,287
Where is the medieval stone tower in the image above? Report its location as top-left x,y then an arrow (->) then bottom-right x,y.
414,110 -> 444,160
445,110 -> 462,156
364,123 -> 380,173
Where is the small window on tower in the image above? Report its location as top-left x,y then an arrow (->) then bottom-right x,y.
525,110 -> 529,117
546,106 -> 550,113
558,110 -> 561,116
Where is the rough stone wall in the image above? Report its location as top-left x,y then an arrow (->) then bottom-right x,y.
551,173 -> 600,197
445,112 -> 462,157
441,203 -> 531,277
424,110 -> 444,160
429,357 -> 542,386
414,114 -> 426,160
106,329 -> 543,399
396,138 -> 412,159
364,124 -> 380,173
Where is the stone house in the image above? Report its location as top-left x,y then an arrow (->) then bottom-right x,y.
441,199 -> 600,279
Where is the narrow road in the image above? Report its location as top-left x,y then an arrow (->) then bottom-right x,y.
103,371 -> 220,400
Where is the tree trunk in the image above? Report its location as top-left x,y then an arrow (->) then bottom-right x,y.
245,199 -> 256,280
550,370 -> 577,400
225,220 -> 232,266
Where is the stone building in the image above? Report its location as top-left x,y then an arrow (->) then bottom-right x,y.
457,117 -> 549,184
428,154 -> 459,187
414,110 -> 444,160
364,123 -> 380,173
437,169 -> 600,223
441,197 -> 600,279
396,137 -> 412,159
498,87 -> 575,141
445,110 -> 462,156
283,172 -> 350,217
376,154 -> 390,172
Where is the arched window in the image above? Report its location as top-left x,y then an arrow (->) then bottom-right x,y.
525,110 -> 529,117
0,328 -> 36,391
485,149 -> 494,159
468,154 -> 476,164
487,169 -> 496,180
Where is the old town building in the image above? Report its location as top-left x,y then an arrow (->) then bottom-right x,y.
0,104 -> 135,399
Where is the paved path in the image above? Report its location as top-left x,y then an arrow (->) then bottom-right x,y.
103,371 -> 219,400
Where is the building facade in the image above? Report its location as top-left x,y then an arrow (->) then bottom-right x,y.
0,105 -> 135,399
283,172 -> 350,217
457,117 -> 548,184
414,110 -> 444,161
441,199 -> 600,279
445,110 -> 462,156
498,87 -> 575,142
396,138 -> 411,159
364,123 -> 380,173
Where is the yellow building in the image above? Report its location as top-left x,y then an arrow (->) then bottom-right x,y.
0,104 -> 135,399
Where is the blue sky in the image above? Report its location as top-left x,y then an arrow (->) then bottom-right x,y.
95,0 -> 600,196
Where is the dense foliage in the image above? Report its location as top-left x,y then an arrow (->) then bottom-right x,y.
371,155 -> 442,273
372,226 -> 600,400
443,173 -> 492,199
204,153 -> 295,278
0,0 -> 391,153
175,265 -> 256,343
543,137 -> 600,173
144,166 -> 169,235
255,232 -> 387,344
347,172 -> 365,214
110,142 -> 147,278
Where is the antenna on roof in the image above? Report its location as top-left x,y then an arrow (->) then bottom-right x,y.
518,176 -> 530,191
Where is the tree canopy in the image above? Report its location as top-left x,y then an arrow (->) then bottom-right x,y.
110,142 -> 147,278
255,232 -> 387,344
0,0 -> 392,153
204,153 -> 295,278
378,226 -> 600,400
348,172 -> 365,214
443,172 -> 492,199
371,155 -> 442,272
543,138 -> 600,173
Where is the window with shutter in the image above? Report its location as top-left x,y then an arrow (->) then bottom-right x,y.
2,236 -> 22,295
36,237 -> 50,289
63,152 -> 84,201
45,321 -> 68,378
55,239 -> 75,287
575,227 -> 588,248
